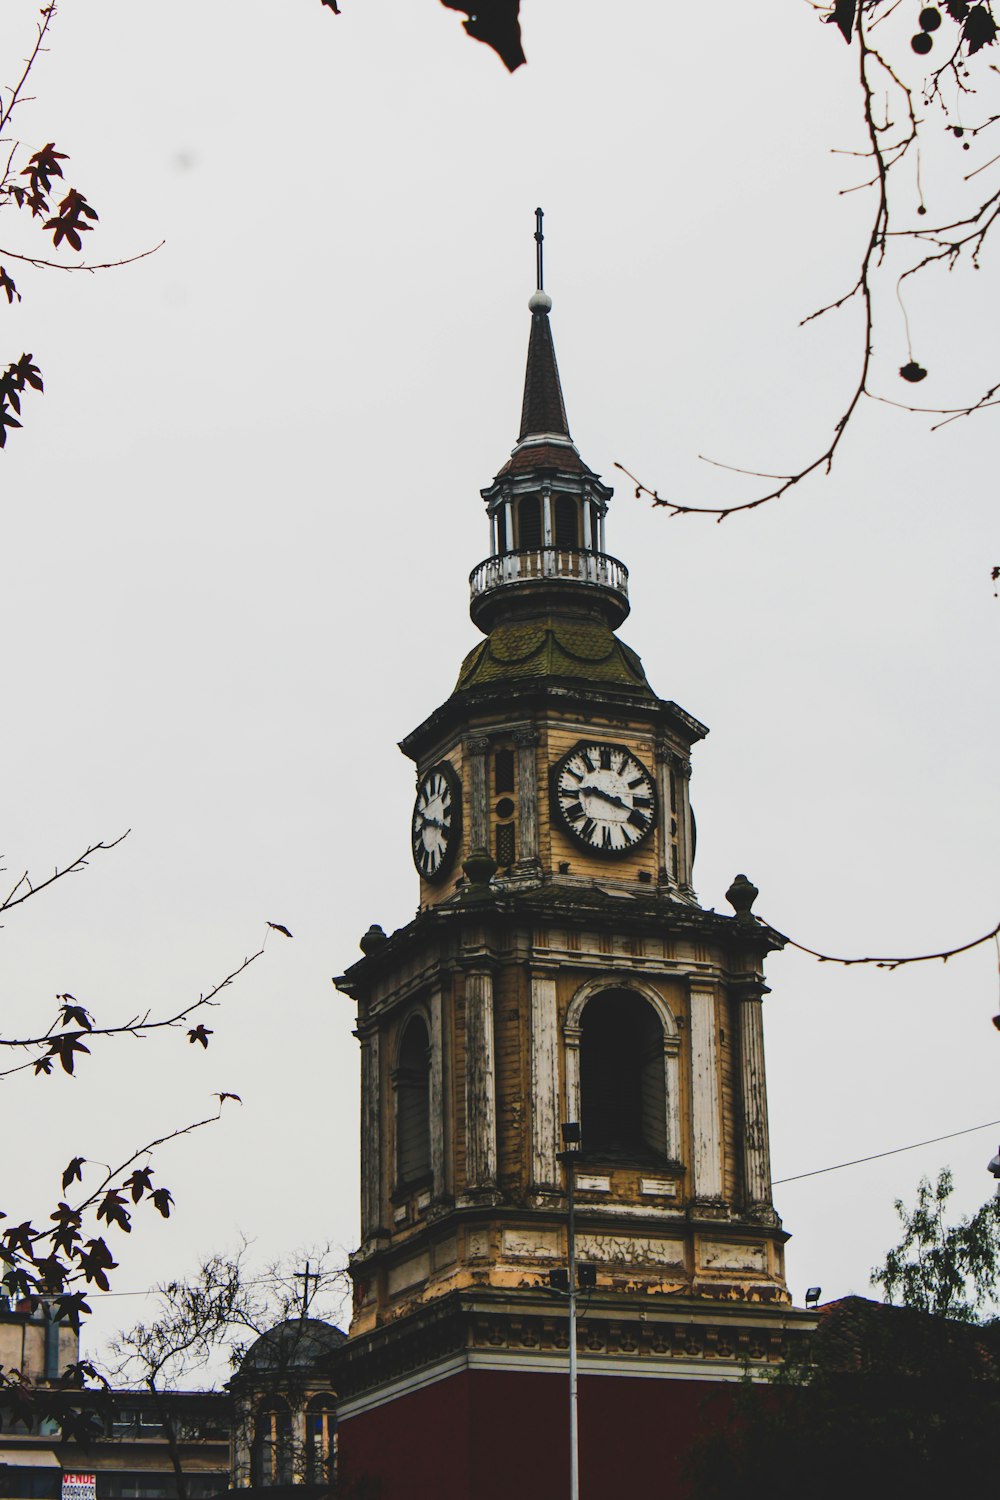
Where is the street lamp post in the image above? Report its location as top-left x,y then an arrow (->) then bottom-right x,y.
559,1121 -> 581,1500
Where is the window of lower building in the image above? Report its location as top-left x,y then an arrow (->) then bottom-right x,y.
250,1400 -> 292,1487
305,1396 -> 337,1485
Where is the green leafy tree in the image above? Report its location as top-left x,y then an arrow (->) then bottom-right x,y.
688,1172 -> 1000,1500
872,1167 -> 1000,1321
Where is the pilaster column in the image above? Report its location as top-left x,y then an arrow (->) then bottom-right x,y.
514,726 -> 540,869
689,988 -> 723,1200
564,1020 -> 582,1136
428,986 -> 446,1199
466,735 -> 489,851
489,510 -> 497,556
464,970 -> 497,1191
737,988 -> 775,1217
529,972 -> 560,1191
542,488 -> 553,546
664,1037 -> 682,1163
581,494 -> 593,549
359,1029 -> 382,1238
654,739 -> 676,889
677,758 -> 694,894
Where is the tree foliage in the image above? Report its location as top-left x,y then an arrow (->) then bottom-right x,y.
689,1172 -> 1000,1499
0,835 -> 287,1442
1,5 -> 162,449
106,1247 -> 345,1500
871,1166 -> 1000,1321
687,1311 -> 1000,1500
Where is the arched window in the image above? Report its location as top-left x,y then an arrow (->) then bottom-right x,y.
518,494 -> 542,550
251,1398 -> 292,1486
579,990 -> 667,1157
305,1394 -> 337,1484
395,1014 -> 431,1186
554,495 -> 578,549
496,505 -> 508,554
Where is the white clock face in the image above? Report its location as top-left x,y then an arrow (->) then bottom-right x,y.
553,741 -> 657,855
411,763 -> 460,881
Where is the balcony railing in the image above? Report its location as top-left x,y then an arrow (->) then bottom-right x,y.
469,547 -> 629,606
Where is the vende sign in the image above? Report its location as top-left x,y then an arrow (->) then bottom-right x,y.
61,1474 -> 96,1500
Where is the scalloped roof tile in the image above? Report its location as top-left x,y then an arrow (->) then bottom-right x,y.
456,616 -> 654,694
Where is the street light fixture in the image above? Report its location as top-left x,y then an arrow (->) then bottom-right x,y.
558,1121 -> 582,1500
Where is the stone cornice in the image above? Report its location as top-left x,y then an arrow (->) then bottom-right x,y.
334,891 -> 784,999
326,1287 -> 816,1404
399,678 -> 708,766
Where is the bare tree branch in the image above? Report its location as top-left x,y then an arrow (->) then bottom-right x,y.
1,831 -> 130,916
0,946 -> 265,1078
621,0 -> 1000,539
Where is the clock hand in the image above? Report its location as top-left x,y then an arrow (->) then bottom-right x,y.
580,784 -> 630,811
417,813 -> 448,832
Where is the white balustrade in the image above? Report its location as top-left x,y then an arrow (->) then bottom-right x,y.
469,547 -> 629,605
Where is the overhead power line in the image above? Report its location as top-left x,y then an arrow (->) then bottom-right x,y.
23,1128 -> 1000,1305
772,1117 -> 1000,1186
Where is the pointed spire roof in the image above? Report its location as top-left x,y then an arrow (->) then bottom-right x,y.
518,291 -> 571,441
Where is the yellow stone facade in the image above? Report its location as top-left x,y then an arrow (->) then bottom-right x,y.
335,286 -> 793,1357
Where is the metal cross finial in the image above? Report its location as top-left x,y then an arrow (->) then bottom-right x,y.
295,1260 -> 315,1318
534,206 -> 544,292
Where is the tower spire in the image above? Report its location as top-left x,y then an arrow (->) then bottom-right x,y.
519,207 -> 570,442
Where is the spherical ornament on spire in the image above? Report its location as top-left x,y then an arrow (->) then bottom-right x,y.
528,289 -> 552,314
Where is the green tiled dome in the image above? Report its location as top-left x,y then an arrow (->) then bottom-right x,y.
457,615 -> 654,694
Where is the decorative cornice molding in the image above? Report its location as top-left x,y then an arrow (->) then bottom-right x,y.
329,1289 -> 813,1407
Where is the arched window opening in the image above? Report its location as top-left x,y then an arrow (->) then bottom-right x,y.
395,1014 -> 431,1186
305,1395 -> 337,1485
496,505 -> 508,554
518,494 -> 542,550
554,495 -> 578,549
580,991 -> 666,1157
251,1399 -> 292,1487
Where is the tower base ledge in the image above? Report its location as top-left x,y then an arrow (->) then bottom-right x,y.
332,1285 -> 814,1415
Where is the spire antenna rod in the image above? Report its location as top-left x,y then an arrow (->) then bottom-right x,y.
534,206 -> 544,292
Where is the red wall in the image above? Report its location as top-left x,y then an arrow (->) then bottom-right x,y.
338,1367 -> 739,1500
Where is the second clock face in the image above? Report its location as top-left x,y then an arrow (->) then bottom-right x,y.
411,762 -> 461,881
552,741 -> 657,856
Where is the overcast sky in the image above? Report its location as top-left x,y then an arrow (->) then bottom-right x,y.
2,0 -> 997,1367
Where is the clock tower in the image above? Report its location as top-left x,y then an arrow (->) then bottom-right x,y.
331,243 -> 812,1499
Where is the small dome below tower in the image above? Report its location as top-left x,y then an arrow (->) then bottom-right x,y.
235,1317 -> 346,1376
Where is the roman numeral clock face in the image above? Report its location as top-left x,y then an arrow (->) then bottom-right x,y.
552,741 -> 657,856
411,762 -> 462,881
